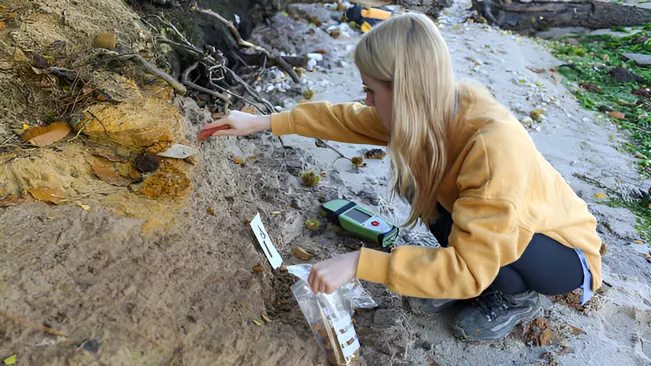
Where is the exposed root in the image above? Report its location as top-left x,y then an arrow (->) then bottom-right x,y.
190,6 -> 300,83
122,54 -> 187,95
182,62 -> 231,106
0,310 -> 66,337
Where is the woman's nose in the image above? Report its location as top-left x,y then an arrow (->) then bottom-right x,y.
365,94 -> 374,107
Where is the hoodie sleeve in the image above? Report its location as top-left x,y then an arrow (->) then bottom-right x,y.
270,101 -> 389,146
356,132 -> 525,299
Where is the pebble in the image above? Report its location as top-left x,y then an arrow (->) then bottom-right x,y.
307,53 -> 324,62
274,106 -> 283,112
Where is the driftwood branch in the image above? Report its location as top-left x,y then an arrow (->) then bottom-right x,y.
472,0 -> 651,32
190,6 -> 301,83
182,62 -> 231,105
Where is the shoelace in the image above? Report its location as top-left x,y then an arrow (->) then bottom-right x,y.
473,290 -> 516,321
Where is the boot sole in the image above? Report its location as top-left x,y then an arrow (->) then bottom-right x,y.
451,294 -> 542,341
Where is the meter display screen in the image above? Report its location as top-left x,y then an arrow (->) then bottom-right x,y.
346,208 -> 372,224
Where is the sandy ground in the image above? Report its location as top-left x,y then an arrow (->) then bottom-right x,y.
1,1 -> 651,365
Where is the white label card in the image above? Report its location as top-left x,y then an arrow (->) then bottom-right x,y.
250,213 -> 283,269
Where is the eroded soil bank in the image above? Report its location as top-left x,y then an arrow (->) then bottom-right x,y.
1,1 -> 651,365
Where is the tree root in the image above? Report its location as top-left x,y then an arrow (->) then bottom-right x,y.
182,62 -> 231,106
123,54 -> 187,95
190,6 -> 300,83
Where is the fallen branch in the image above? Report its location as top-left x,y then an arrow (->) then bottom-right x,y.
182,62 -> 231,106
122,54 -> 187,95
190,6 -> 300,83
0,310 -> 66,337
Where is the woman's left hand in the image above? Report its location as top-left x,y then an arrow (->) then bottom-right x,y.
308,251 -> 361,295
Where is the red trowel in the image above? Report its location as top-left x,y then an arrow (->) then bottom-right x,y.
198,124 -> 231,142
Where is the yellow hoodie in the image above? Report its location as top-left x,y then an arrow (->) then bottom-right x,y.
271,82 -> 603,299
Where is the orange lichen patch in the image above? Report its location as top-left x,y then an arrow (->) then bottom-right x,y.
145,134 -> 174,154
143,79 -> 176,101
135,160 -> 191,199
79,95 -> 185,148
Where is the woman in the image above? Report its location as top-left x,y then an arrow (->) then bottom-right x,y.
200,13 -> 602,341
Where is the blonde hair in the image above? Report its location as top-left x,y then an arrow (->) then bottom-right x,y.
354,13 -> 457,227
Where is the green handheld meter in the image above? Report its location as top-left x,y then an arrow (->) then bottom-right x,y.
321,199 -> 399,247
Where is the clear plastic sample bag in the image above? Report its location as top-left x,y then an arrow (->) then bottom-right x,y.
288,264 -> 377,366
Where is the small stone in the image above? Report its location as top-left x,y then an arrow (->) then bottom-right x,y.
134,152 -> 160,173
81,339 -> 101,353
621,53 -> 651,66
93,32 -> 117,50
13,49 -> 26,63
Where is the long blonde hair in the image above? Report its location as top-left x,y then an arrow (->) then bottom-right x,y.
354,13 -> 457,227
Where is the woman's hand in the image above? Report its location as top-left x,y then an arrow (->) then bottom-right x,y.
200,110 -> 272,138
308,251 -> 361,295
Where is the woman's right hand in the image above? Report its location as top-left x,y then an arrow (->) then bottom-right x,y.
200,110 -> 272,138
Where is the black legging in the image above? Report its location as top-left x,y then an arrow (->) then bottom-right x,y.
429,203 -> 584,296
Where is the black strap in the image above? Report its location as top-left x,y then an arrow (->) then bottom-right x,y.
326,201 -> 357,225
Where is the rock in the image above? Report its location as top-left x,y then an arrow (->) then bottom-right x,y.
13,48 -> 27,63
609,67 -> 646,84
621,53 -> 651,66
93,32 -> 117,50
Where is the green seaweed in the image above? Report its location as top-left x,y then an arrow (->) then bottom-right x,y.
548,27 -> 651,177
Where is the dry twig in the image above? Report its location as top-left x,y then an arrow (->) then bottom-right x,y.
0,310 -> 66,337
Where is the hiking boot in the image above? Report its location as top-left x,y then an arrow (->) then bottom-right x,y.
407,296 -> 458,314
453,289 -> 541,341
